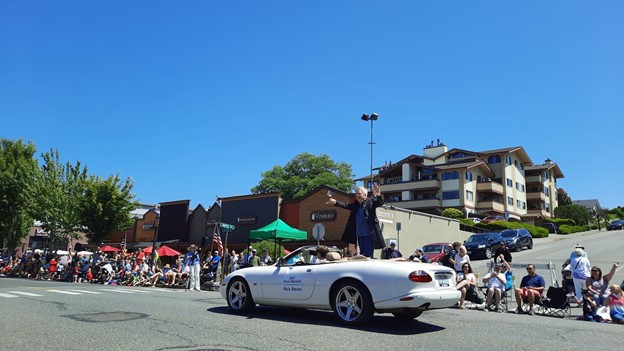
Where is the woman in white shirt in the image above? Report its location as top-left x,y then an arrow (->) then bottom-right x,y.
454,245 -> 471,273
456,262 -> 477,309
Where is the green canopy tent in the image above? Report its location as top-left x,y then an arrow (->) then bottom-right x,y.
249,219 -> 308,262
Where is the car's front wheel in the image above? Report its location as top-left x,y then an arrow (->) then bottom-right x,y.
332,280 -> 374,325
392,311 -> 423,321
515,243 -> 522,252
527,239 -> 533,250
226,278 -> 255,313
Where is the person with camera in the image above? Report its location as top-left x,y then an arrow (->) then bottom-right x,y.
186,244 -> 201,291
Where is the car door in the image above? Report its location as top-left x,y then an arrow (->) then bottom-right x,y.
261,259 -> 318,300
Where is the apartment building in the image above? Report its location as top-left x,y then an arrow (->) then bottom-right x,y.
363,141 -> 564,223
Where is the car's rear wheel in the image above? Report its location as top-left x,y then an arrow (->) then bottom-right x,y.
527,239 -> 533,250
226,278 -> 255,313
332,280 -> 374,325
392,311 -> 422,321
484,247 -> 493,259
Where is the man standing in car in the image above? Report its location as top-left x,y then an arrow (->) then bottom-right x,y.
327,183 -> 385,258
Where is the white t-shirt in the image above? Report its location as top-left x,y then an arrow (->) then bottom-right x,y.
454,253 -> 471,272
485,272 -> 506,290
457,272 -> 476,284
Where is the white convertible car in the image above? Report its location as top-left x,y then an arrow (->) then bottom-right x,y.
220,246 -> 460,325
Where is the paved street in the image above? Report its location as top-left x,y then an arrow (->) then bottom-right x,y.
2,230 -> 624,351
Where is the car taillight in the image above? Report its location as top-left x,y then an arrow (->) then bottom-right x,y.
409,270 -> 432,283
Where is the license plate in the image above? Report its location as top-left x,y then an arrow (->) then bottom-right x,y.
438,279 -> 450,287
466,250 -> 471,254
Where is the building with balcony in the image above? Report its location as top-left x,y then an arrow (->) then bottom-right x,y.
360,140 -> 564,223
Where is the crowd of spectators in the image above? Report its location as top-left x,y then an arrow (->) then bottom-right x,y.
0,248 -> 199,288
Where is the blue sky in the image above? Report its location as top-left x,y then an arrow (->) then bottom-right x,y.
1,1 -> 623,209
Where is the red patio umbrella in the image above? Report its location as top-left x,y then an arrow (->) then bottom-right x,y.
157,245 -> 181,257
143,246 -> 153,255
99,245 -> 120,252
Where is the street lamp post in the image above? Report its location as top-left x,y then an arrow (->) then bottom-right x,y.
361,112 -> 379,190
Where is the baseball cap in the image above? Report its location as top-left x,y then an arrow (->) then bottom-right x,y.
389,240 -> 397,246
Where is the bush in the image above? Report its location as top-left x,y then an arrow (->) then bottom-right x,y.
442,208 -> 464,219
557,224 -> 589,235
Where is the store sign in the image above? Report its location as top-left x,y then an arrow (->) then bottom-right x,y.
310,210 -> 337,222
237,216 -> 257,225
376,209 -> 394,223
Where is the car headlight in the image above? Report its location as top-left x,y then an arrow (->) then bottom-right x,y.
478,245 -> 485,249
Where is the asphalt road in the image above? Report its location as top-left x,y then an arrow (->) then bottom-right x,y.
1,229 -> 623,351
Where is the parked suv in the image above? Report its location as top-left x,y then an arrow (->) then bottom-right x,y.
607,219 -> 624,231
500,228 -> 533,252
463,232 -> 504,259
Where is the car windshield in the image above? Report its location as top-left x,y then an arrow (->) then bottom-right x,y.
466,234 -> 488,243
500,230 -> 518,238
422,245 -> 442,253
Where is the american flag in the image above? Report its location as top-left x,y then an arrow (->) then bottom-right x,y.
213,225 -> 223,256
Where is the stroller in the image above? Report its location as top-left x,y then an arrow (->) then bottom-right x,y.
561,259 -> 575,294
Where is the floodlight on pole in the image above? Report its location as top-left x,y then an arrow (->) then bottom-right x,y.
360,112 -> 379,190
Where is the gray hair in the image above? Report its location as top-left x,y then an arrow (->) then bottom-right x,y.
356,186 -> 368,196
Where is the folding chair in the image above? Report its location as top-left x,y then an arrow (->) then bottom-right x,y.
478,285 -> 510,312
535,287 -> 572,318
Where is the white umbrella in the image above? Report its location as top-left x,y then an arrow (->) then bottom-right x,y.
77,251 -> 93,256
54,250 -> 69,255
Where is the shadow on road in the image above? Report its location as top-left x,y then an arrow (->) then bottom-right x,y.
207,306 -> 446,335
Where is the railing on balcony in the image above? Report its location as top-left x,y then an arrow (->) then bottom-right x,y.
476,200 -> 505,212
525,175 -> 544,184
380,178 -> 441,193
476,181 -> 504,194
526,192 -> 546,201
390,198 -> 442,209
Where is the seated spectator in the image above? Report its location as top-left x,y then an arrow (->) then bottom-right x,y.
481,262 -> 507,312
85,267 -> 94,283
500,259 -> 513,291
513,264 -> 545,315
408,249 -> 424,262
606,284 -> 624,324
456,263 -> 477,309
580,288 -> 603,322
383,240 -> 402,259
586,263 -> 618,306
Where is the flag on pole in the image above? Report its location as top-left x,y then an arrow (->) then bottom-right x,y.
213,225 -> 223,256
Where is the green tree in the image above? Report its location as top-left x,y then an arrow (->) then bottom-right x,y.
557,188 -> 573,206
442,208 -> 464,219
554,204 -> 591,226
251,153 -> 355,200
0,139 -> 39,252
79,174 -> 137,245
32,149 -> 88,247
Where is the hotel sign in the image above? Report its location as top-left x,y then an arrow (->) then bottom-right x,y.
310,210 -> 337,222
